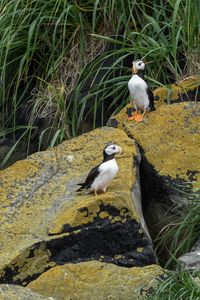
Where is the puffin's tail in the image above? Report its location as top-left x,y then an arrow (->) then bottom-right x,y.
76,183 -> 84,192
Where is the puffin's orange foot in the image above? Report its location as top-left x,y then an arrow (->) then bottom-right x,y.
127,111 -> 138,121
127,115 -> 135,121
134,114 -> 144,123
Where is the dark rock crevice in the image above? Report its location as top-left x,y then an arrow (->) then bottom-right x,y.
136,144 -> 194,265
47,218 -> 155,267
0,204 -> 156,286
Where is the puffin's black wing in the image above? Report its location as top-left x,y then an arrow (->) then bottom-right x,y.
147,86 -> 155,111
76,164 -> 100,191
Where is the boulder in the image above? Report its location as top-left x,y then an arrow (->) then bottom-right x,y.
153,77 -> 200,108
0,284 -> 54,300
110,101 -> 200,248
178,251 -> 200,271
28,261 -> 162,300
0,127 -> 158,286
178,232 -> 200,272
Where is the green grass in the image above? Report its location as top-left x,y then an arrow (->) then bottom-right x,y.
148,270 -> 200,300
156,191 -> 200,268
0,0 -> 200,167
148,189 -> 200,299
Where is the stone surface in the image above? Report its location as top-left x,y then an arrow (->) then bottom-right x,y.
0,284 -> 54,300
0,127 -> 156,285
28,261 -> 163,300
110,101 -> 200,253
192,239 -> 200,251
178,251 -> 200,271
153,77 -> 200,108
111,102 -> 200,198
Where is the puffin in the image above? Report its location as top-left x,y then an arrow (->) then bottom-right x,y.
128,59 -> 155,122
77,143 -> 123,196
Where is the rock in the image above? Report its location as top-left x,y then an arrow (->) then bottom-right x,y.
28,261 -> 163,300
0,127 -> 157,286
192,239 -> 200,251
0,284 -> 54,300
179,238 -> 200,271
153,77 -> 200,108
178,251 -> 200,271
110,102 -> 200,253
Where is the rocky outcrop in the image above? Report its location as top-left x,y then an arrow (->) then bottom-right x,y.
0,127 -> 160,293
110,95 -> 200,253
0,284 -> 54,300
178,238 -> 200,271
153,77 -> 200,108
178,251 -> 200,271
28,261 -> 162,300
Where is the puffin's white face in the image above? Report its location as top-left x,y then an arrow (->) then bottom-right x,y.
104,144 -> 123,156
132,60 -> 145,74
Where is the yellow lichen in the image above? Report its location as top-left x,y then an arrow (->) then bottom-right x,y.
0,127 -> 142,281
28,261 -> 163,300
99,211 -> 109,219
113,102 -> 200,184
154,76 -> 200,108
137,247 -> 144,253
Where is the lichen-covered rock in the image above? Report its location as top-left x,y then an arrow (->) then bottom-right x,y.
153,77 -> 200,108
111,102 -> 200,185
0,284 -> 54,300
110,102 -> 200,244
28,261 -> 163,300
0,127 -> 156,285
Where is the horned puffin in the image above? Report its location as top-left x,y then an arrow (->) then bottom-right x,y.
128,60 -> 155,122
77,143 -> 123,196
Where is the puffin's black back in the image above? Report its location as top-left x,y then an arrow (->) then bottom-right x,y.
76,164 -> 100,191
147,87 -> 155,111
76,143 -> 116,191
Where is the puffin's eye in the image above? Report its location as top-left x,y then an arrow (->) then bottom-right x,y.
138,62 -> 142,66
112,146 -> 116,150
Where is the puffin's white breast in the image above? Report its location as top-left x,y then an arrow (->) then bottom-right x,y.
128,75 -> 149,110
91,159 -> 118,192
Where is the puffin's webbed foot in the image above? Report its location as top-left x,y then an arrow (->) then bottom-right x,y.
134,111 -> 146,123
128,111 -> 138,121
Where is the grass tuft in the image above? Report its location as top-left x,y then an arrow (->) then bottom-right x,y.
148,270 -> 200,300
148,189 -> 200,299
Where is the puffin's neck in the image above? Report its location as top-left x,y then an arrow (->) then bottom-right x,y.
103,152 -> 115,162
134,70 -> 144,79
